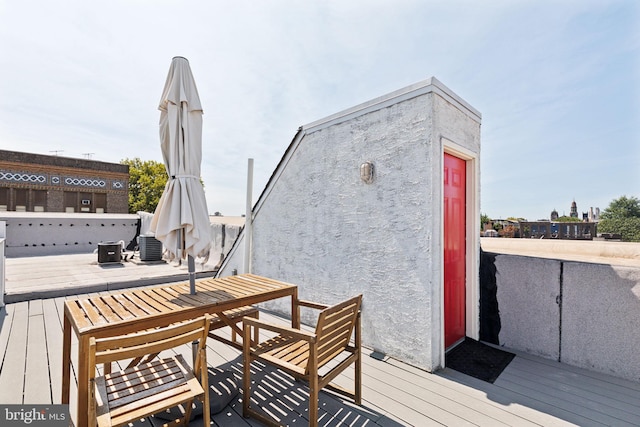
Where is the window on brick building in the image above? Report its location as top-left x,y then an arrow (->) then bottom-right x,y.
64,191 -> 77,213
95,193 -> 107,213
33,190 -> 47,212
0,188 -> 7,211
15,189 -> 27,211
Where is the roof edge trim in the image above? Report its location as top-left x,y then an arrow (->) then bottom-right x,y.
303,77 -> 481,134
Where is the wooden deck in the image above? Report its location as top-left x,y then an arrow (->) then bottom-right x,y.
1,288 -> 639,426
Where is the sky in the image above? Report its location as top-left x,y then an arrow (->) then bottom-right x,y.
0,0 -> 638,220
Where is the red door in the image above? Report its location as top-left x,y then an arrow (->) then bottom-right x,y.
444,153 -> 466,349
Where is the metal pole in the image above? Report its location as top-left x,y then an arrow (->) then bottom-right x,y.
244,158 -> 254,274
188,255 -> 196,294
187,232 -> 197,363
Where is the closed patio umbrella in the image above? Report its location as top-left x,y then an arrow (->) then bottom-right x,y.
150,56 -> 211,294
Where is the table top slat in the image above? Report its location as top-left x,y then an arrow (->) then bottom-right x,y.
121,292 -> 161,316
144,288 -> 185,310
207,278 -> 259,297
91,297 -> 121,323
112,294 -> 149,318
100,295 -> 135,321
167,284 -> 212,304
134,289 -> 178,312
227,274 -> 289,294
150,287 -> 194,308
78,299 -> 105,327
235,274 -> 291,290
193,287 -> 233,304
219,275 -> 269,291
65,300 -> 92,330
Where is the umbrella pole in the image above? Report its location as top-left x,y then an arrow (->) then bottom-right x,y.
179,229 -> 198,361
179,227 -> 198,362
188,255 -> 196,294
178,226 -> 197,294
186,239 -> 198,365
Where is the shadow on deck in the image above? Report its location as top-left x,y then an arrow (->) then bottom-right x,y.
0,293 -> 639,426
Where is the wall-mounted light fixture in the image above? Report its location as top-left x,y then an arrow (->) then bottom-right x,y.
360,161 -> 374,184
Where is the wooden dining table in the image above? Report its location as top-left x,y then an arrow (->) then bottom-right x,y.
61,273 -> 299,427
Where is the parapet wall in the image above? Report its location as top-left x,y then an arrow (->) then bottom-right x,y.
1,212 -> 139,257
481,237 -> 640,267
0,212 -> 243,271
489,252 -> 640,382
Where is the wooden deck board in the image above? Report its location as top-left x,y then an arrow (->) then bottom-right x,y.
24,300 -> 51,403
350,353 -> 540,427
496,364 -> 640,426
1,292 -> 639,426
43,297 -> 64,404
0,301 -> 28,404
503,358 -> 640,420
508,353 -> 640,404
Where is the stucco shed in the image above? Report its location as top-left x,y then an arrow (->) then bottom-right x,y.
219,77 -> 481,371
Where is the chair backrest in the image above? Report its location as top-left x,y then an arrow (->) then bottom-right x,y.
90,315 -> 211,366
312,295 -> 362,371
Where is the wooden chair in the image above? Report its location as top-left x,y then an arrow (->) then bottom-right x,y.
119,307 -> 260,372
88,315 -> 212,427
242,295 -> 362,427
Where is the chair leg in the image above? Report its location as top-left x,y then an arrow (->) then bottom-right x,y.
242,323 -> 251,418
355,353 -> 362,405
252,312 -> 259,344
184,398 -> 194,426
355,312 -> 362,404
309,341 -> 319,427
200,347 -> 210,425
309,377 -> 319,427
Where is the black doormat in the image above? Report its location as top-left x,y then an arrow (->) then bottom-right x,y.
446,338 -> 515,383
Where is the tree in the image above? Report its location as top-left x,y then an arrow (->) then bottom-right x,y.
480,213 -> 491,230
597,195 -> 640,242
121,158 -> 168,214
600,195 -> 640,220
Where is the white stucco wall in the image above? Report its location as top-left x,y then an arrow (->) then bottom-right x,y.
220,78 -> 481,371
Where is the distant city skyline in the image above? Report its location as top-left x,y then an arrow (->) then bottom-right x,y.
494,199 -> 603,221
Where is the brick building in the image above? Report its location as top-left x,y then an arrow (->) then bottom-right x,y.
0,150 -> 129,213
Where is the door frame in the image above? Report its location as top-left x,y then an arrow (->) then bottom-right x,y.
440,137 -> 480,366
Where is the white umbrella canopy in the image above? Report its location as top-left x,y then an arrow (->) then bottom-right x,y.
150,57 -> 211,269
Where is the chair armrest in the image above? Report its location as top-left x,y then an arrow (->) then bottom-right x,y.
243,317 -> 316,343
297,300 -> 330,310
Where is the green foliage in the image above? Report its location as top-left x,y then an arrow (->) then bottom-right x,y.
597,196 -> 640,242
480,213 -> 491,229
600,195 -> 640,220
555,215 -> 583,222
121,158 -> 168,214
598,217 -> 640,242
